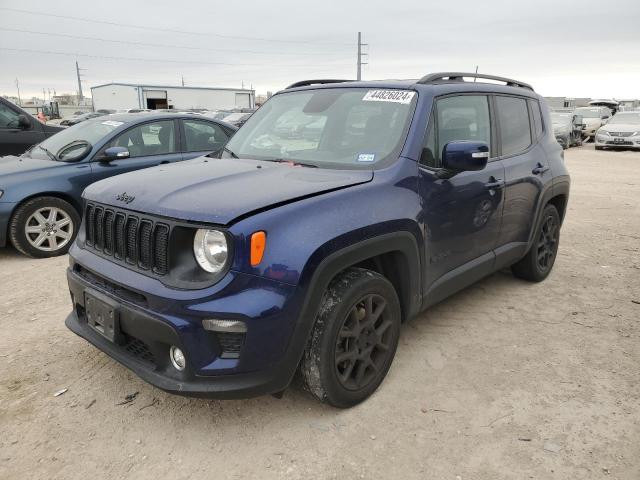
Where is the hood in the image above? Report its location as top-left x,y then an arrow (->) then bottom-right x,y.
84,157 -> 374,225
0,154 -> 60,178
600,124 -> 639,134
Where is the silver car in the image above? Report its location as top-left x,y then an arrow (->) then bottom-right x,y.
595,112 -> 640,150
574,106 -> 611,140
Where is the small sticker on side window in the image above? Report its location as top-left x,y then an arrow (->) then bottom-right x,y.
362,90 -> 415,104
101,120 -> 124,127
357,153 -> 376,162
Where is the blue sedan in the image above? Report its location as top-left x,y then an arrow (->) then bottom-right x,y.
0,113 -> 236,258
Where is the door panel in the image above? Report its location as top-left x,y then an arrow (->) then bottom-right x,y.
496,96 -> 548,247
419,161 -> 505,290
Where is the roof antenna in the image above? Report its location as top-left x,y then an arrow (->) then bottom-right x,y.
474,66 -> 478,82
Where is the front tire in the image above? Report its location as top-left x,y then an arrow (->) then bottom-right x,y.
300,268 -> 401,408
9,196 -> 80,258
511,204 -> 560,282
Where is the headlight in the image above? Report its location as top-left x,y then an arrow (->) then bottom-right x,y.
193,229 -> 228,273
597,130 -> 610,136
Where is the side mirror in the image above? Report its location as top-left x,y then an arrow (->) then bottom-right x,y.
441,141 -> 489,174
99,146 -> 130,162
18,114 -> 31,129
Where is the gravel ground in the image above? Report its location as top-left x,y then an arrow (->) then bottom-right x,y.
1,144 -> 639,480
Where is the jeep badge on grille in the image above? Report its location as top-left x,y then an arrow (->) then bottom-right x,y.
116,192 -> 135,204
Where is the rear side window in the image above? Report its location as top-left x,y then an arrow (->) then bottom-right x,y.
421,95 -> 491,168
183,120 -> 229,152
529,99 -> 543,139
496,96 -> 532,156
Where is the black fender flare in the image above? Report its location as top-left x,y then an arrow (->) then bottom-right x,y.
274,231 -> 422,388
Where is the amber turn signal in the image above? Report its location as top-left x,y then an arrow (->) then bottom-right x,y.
250,231 -> 266,266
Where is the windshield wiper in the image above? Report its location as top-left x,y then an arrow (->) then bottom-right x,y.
37,145 -> 57,161
222,146 -> 239,158
266,158 -> 318,168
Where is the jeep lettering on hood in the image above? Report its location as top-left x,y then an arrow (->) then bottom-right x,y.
83,157 -> 373,225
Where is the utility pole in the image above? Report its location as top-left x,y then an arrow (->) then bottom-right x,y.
42,88 -> 46,105
15,78 -> 22,106
75,61 -> 84,102
357,32 -> 368,81
181,75 -> 185,87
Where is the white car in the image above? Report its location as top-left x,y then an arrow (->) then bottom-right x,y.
574,106 -> 611,140
595,112 -> 640,150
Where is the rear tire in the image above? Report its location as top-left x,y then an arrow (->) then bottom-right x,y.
511,204 -> 560,282
300,268 -> 401,408
9,196 -> 80,258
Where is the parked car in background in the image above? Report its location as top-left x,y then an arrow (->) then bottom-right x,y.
595,111 -> 640,150
202,110 -> 235,121
0,97 -> 63,156
116,109 -> 152,114
60,112 -> 107,127
222,112 -> 253,127
0,113 -> 236,258
64,73 -> 569,407
574,106 -> 611,140
551,112 -> 583,149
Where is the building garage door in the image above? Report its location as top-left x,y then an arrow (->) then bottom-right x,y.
235,93 -> 251,108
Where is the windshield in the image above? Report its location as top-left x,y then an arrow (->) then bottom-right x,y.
27,118 -> 122,160
222,88 -> 416,169
608,113 -> 640,125
575,108 -> 602,119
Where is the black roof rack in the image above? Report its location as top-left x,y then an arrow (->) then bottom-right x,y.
286,79 -> 355,89
417,72 -> 533,91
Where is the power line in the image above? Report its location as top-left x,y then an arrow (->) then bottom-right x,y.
0,7 -> 352,46
0,27 -> 349,57
0,47 -> 352,68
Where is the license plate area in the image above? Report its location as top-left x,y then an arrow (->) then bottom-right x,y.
84,290 -> 121,343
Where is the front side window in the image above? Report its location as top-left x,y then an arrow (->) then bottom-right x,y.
421,95 -> 491,168
222,88 -> 416,169
111,120 -> 176,158
183,120 -> 229,151
0,102 -> 20,129
496,96 -> 532,156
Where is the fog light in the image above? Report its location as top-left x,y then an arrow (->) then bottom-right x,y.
202,318 -> 247,333
169,346 -> 186,371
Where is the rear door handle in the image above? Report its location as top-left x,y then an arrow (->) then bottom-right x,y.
532,163 -> 549,175
485,177 -> 505,190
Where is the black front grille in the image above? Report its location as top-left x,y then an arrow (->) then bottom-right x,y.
608,132 -> 633,137
85,203 -> 170,275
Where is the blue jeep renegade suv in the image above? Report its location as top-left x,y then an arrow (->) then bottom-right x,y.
65,73 -> 570,407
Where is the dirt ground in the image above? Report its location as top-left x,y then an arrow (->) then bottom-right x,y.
1,144 -> 639,480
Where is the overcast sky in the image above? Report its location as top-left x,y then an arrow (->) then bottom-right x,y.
1,0 -> 639,100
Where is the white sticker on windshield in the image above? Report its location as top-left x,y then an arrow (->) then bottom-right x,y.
101,120 -> 124,127
357,153 -> 376,162
362,90 -> 415,104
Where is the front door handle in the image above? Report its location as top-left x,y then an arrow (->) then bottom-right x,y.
485,177 -> 505,190
532,163 -> 549,175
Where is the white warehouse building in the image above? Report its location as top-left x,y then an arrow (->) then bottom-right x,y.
90,83 -> 255,111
